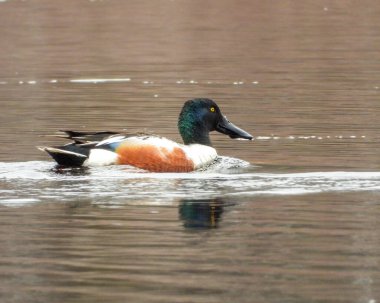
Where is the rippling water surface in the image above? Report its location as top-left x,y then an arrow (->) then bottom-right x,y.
1,1 -> 380,302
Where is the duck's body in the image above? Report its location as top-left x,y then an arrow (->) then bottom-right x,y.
39,98 -> 252,172
43,134 -> 217,172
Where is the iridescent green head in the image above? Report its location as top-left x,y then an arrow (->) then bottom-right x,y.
178,98 -> 253,146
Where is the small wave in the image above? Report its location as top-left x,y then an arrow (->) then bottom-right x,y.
0,198 -> 40,207
69,78 -> 131,83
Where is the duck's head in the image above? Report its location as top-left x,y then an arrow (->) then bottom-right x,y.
178,98 -> 253,146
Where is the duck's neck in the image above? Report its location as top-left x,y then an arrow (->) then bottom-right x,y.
178,111 -> 212,146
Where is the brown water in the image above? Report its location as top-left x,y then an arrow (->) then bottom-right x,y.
1,1 -> 380,302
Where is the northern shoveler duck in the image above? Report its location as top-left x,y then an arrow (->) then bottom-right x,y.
38,98 -> 252,172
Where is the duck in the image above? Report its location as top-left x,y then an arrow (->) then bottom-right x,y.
38,98 -> 253,172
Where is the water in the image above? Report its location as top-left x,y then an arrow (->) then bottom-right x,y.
1,1 -> 380,302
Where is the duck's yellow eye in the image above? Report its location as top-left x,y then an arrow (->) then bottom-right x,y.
210,107 -> 215,112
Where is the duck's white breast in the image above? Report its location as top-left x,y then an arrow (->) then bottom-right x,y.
182,144 -> 218,169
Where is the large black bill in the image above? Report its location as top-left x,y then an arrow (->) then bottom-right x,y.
215,115 -> 253,140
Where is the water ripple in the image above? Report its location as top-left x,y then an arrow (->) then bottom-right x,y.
1,160 -> 380,207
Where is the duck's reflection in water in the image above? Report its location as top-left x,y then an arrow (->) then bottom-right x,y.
179,197 -> 232,229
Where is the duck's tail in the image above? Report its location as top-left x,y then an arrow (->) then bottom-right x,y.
37,145 -> 90,166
